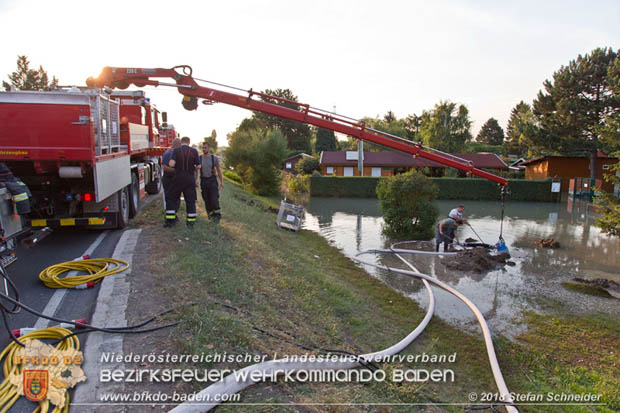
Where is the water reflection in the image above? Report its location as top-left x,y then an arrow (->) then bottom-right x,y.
303,197 -> 620,337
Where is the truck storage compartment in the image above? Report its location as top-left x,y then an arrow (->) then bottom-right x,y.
0,90 -> 121,161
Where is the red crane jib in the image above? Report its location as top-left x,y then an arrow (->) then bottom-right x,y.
86,66 -> 508,186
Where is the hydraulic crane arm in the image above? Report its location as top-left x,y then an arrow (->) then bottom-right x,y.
87,66 -> 508,186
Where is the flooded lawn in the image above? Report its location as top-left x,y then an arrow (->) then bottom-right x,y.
303,197 -> 620,337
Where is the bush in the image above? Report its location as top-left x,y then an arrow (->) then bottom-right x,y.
223,170 -> 242,183
295,156 -> 321,175
282,172 -> 309,194
594,156 -> 620,244
225,128 -> 288,196
376,171 -> 439,240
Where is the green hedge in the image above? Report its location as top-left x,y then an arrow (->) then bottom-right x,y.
310,176 -> 381,197
310,176 -> 554,201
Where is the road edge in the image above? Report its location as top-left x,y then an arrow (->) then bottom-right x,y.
72,228 -> 142,410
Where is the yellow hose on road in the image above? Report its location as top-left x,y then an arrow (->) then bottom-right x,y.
0,327 -> 79,413
38,258 -> 129,289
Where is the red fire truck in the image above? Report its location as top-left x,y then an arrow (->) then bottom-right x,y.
0,88 -> 173,229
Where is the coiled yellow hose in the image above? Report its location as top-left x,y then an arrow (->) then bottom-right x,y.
38,258 -> 128,289
0,327 -> 80,413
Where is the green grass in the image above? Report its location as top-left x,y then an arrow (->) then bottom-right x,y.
561,282 -> 614,298
132,181 -> 619,412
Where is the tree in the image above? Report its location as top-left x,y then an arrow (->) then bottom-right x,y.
3,55 -> 58,91
504,101 -> 532,156
338,137 -> 359,151
383,110 -> 397,123
358,111 -> 417,152
252,88 -> 312,153
597,57 -> 620,153
376,171 -> 439,240
465,141 -> 502,155
594,154 -> 620,245
225,128 -> 288,196
203,129 -> 217,152
404,114 -> 422,138
314,127 -> 338,153
418,101 -> 472,153
594,59 -> 620,243
476,118 -> 504,145
532,47 -> 620,178
295,156 -> 321,175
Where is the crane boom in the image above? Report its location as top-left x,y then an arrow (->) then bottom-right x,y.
87,66 -> 508,186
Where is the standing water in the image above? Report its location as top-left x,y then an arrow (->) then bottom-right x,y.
303,197 -> 620,337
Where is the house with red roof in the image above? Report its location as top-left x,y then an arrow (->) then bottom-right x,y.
319,151 -> 507,177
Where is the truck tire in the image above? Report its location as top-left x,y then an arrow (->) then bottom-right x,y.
145,165 -> 162,194
117,187 -> 130,229
129,172 -> 139,218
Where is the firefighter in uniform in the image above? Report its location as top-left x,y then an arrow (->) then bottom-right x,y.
0,163 -> 31,215
165,137 -> 200,227
200,141 -> 224,222
161,137 -> 182,214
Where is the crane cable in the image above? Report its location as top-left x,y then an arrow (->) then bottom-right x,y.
0,327 -> 78,413
38,258 -> 128,289
499,186 -> 507,242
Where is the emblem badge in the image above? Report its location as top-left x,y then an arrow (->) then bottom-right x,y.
24,370 -> 49,402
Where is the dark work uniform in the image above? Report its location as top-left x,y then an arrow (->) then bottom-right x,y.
435,218 -> 458,252
200,154 -> 221,220
165,145 -> 200,226
0,163 -> 31,214
161,148 -> 176,211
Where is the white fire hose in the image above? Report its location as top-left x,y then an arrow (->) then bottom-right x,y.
170,246 -> 517,413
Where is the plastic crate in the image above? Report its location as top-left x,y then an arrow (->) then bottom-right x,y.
276,200 -> 304,232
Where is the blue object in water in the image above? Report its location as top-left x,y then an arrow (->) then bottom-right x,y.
496,238 -> 508,253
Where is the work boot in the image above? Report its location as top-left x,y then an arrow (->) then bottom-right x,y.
163,220 -> 176,228
186,221 -> 195,228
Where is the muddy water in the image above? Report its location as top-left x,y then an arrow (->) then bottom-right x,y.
303,197 -> 620,337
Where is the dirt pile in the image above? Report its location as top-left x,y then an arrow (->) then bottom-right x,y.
537,238 -> 560,248
443,247 -> 514,273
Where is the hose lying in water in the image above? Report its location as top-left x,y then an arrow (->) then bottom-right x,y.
171,242 -> 518,412
354,247 -> 518,413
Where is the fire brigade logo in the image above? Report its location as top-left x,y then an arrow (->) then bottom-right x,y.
10,340 -> 86,407
23,370 -> 49,402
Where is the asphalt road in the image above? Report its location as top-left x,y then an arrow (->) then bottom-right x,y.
0,194 -> 159,412
1,228 -> 125,345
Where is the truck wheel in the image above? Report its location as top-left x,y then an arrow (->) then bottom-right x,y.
145,165 -> 162,194
129,172 -> 139,218
117,187 -> 130,229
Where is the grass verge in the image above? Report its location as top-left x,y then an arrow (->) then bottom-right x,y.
128,181 -> 619,412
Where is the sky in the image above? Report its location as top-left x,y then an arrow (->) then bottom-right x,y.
1,0 -> 618,148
